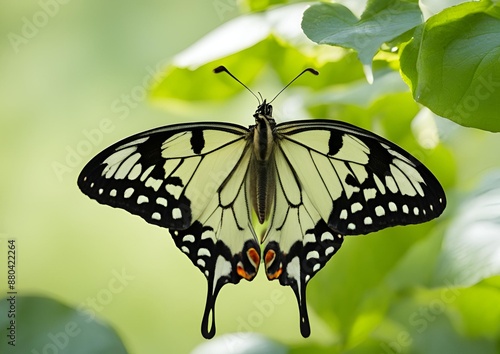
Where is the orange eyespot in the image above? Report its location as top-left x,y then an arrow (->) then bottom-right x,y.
237,262 -> 255,280
264,249 -> 276,266
267,268 -> 282,280
247,248 -> 260,268
264,249 -> 282,280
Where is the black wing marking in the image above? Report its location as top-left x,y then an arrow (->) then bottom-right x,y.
78,122 -> 261,339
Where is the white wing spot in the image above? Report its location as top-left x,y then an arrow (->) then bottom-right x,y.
182,234 -> 195,243
98,188 -> 104,195
364,216 -> 373,225
145,177 -> 162,192
389,149 -> 414,165
413,207 -> 419,216
321,232 -> 334,242
140,165 -> 155,182
181,246 -> 190,254
128,163 -> 142,180
109,189 -> 117,197
124,188 -> 134,198
172,208 -> 182,219
286,257 -> 301,283
197,248 -> 211,257
213,256 -> 233,293
430,204 -> 434,211
340,209 -> 348,220
439,198 -> 443,203
363,188 -> 377,201
303,233 -> 316,245
102,147 -> 136,178
375,206 -> 385,217
374,174 -> 386,195
137,195 -> 149,204
388,202 -> 397,212
325,246 -> 335,256
197,259 -> 206,267
313,263 -> 321,272
305,275 -> 311,283
347,223 -> 356,230
151,212 -> 161,220
156,197 -> 168,207
351,202 -> 363,213
306,251 -> 319,260
166,184 -> 183,199
402,205 -> 409,214
385,175 -> 399,193
202,230 -> 215,240
115,153 -> 142,180
119,137 -> 149,149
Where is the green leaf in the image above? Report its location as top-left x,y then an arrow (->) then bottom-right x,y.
400,0 -> 500,132
0,296 -> 128,354
301,1 -> 422,81
150,3 -> 322,105
150,41 -> 268,102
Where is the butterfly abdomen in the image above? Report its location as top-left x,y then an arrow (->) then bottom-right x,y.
249,158 -> 276,224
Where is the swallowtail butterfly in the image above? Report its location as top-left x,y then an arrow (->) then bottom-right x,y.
78,66 -> 446,338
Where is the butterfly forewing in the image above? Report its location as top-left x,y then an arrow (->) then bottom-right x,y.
276,119 -> 446,235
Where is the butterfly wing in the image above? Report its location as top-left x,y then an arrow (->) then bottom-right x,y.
276,119 -> 446,234
78,122 -> 261,338
263,119 -> 446,336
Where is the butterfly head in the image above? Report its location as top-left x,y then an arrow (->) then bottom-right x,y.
254,99 -> 273,119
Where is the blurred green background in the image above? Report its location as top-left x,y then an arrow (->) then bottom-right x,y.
1,0 -> 500,353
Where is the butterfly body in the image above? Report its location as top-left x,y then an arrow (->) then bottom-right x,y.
79,82 -> 445,339
249,100 -> 278,223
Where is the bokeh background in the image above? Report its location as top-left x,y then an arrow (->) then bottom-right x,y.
1,0 -> 500,353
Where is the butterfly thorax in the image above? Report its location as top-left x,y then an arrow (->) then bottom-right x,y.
250,100 -> 277,224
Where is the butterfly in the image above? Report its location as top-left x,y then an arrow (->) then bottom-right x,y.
78,66 -> 446,339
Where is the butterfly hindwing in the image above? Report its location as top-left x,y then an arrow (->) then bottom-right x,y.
78,122 -> 261,338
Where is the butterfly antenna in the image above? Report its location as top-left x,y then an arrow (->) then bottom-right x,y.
214,66 -> 261,104
269,68 -> 319,104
